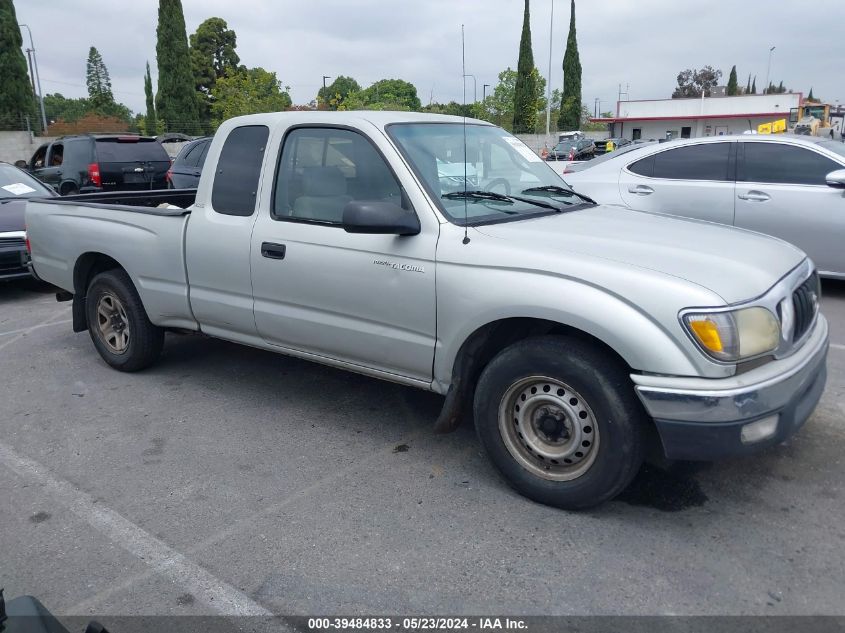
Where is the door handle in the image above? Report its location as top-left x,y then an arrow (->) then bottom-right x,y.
261,242 -> 286,260
627,184 -> 654,195
738,191 -> 770,202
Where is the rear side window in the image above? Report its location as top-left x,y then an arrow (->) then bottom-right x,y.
64,139 -> 92,166
212,125 -> 269,216
628,154 -> 654,177
651,143 -> 731,180
96,139 -> 170,163
740,142 -> 841,186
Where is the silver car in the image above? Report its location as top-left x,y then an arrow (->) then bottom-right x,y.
564,134 -> 845,278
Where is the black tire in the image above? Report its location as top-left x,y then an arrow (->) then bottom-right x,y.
85,269 -> 164,372
60,182 -> 79,196
473,335 -> 646,510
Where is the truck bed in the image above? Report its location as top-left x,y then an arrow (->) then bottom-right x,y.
26,189 -> 200,331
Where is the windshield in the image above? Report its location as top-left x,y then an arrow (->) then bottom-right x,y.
0,163 -> 55,199
387,123 -> 589,225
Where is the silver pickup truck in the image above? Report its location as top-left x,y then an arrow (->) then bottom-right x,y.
26,112 -> 829,509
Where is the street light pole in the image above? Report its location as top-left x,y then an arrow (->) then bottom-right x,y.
18,24 -> 47,132
764,46 -> 775,95
545,0 -> 554,136
482,83 -> 490,103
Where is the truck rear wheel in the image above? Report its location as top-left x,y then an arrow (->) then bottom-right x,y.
85,269 -> 164,372
473,336 -> 646,510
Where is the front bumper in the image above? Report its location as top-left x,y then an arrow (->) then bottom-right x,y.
0,242 -> 31,280
633,316 -> 829,460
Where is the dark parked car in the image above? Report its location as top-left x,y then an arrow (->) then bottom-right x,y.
594,137 -> 632,155
0,162 -> 56,280
547,138 -> 596,161
167,137 -> 211,189
28,134 -> 171,195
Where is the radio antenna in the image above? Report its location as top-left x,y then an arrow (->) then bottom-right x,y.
461,24 -> 470,245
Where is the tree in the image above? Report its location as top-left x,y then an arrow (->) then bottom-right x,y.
190,17 -> 240,128
42,93 -> 132,127
807,87 -> 817,102
317,76 -> 361,110
672,66 -> 723,98
745,74 -> 751,94
144,61 -> 157,135
0,0 -> 36,130
210,67 -> 291,126
726,65 -> 738,96
345,79 -> 421,111
86,47 -> 114,109
156,0 -> 200,134
482,67 -> 545,131
751,76 -> 757,94
558,0 -> 582,131
512,0 -> 537,133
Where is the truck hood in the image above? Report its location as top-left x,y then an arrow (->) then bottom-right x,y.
474,206 -> 806,304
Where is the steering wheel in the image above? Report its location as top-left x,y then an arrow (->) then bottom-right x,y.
484,178 -> 511,195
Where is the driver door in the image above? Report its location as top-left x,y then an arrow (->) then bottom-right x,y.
250,125 -> 439,383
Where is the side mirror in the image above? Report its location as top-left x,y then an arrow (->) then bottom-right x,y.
825,169 -> 845,189
342,200 -> 420,236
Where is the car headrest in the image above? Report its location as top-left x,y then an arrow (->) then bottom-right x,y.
302,166 -> 347,196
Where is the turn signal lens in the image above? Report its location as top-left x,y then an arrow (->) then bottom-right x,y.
688,318 -> 724,353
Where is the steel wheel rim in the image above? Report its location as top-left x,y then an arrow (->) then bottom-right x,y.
96,292 -> 130,354
498,376 -> 600,481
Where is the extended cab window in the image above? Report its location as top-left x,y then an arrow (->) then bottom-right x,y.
273,127 -> 407,224
740,142 -> 841,186
212,125 -> 269,216
629,143 -> 731,181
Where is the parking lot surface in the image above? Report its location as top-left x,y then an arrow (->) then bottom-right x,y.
1,278 -> 844,617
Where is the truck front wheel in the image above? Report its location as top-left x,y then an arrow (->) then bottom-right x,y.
85,270 -> 164,372
473,336 -> 646,510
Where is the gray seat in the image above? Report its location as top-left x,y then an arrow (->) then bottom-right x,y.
292,166 -> 352,222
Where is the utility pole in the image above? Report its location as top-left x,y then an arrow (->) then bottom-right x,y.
483,83 -> 490,103
545,0 -> 554,136
18,24 -> 47,132
24,49 -> 36,93
764,46 -> 775,95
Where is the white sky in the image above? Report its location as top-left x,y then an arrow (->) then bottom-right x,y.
15,0 -> 844,115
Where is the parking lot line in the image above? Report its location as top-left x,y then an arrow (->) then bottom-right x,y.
0,318 -> 73,338
0,309 -> 71,353
831,343 -> 845,352
0,440 -> 273,617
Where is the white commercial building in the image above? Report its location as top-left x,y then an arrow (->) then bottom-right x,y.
593,93 -> 803,141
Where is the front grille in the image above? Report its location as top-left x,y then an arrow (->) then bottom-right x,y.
792,272 -> 820,342
0,236 -> 26,248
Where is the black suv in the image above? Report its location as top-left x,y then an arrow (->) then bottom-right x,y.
167,137 -> 211,189
547,138 -> 596,161
29,134 -> 171,195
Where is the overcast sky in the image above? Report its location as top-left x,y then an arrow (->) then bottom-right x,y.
15,0 -> 844,116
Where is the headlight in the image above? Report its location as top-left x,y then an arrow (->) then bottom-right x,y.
682,307 -> 780,362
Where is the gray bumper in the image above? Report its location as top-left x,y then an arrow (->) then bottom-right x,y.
632,316 -> 829,460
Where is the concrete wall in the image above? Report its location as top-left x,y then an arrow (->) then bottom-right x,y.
0,132 -> 57,165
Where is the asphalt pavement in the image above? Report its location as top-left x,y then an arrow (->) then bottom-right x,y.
1,277 -> 843,619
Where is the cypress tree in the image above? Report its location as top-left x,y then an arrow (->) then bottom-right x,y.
156,0 -> 200,134
745,74 -> 751,94
726,65 -> 738,96
557,0 -> 582,131
0,0 -> 36,130
144,61 -> 157,135
751,76 -> 757,94
512,0 -> 537,134
807,87 -> 814,101
86,46 -> 114,108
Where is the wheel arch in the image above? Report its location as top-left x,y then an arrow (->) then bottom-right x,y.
71,252 -> 128,332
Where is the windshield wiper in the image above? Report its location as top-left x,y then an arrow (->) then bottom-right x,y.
442,190 -> 514,203
443,190 -> 561,212
521,185 -> 596,205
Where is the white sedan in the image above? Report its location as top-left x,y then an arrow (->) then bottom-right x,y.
562,134 -> 845,278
